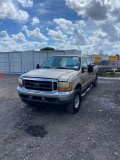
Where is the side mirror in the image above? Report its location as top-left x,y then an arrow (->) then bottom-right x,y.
82,67 -> 85,73
36,64 -> 40,69
82,67 -> 88,73
88,65 -> 93,73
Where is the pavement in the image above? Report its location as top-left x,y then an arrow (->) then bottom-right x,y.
0,75 -> 120,160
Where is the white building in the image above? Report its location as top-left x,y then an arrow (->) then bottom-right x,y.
0,50 -> 81,74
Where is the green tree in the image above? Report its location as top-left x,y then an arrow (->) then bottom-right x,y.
40,47 -> 55,51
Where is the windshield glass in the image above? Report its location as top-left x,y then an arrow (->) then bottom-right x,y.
41,56 -> 80,70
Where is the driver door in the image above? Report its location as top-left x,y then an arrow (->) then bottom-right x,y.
81,57 -> 89,90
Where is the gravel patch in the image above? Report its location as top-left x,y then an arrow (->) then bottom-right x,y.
0,75 -> 120,160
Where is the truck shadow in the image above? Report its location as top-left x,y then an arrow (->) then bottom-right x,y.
26,103 -> 67,114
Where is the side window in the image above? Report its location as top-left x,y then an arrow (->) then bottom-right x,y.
81,57 -> 88,68
86,57 -> 91,65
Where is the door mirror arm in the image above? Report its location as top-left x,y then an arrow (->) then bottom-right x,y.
88,65 -> 93,73
82,67 -> 88,73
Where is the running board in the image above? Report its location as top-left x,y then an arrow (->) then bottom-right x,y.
81,85 -> 92,97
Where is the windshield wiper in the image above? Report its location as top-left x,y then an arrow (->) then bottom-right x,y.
54,67 -> 67,69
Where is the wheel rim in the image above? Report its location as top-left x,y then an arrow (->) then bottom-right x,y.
74,94 -> 80,109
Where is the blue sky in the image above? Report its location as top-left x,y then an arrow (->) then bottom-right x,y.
0,0 -> 120,55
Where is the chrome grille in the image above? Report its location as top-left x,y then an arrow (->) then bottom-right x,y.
23,78 -> 58,91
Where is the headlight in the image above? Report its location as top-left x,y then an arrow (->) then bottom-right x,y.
58,82 -> 72,91
18,78 -> 23,87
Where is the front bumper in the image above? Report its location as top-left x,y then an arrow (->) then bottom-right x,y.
17,86 -> 74,105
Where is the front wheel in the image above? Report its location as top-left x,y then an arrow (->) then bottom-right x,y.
67,89 -> 81,114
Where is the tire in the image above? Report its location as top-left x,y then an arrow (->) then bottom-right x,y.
67,89 -> 81,114
92,75 -> 97,87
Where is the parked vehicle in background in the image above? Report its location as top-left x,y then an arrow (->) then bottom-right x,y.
17,55 -> 98,114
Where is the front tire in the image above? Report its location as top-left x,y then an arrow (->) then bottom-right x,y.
67,89 -> 81,114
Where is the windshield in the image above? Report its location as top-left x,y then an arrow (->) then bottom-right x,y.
41,56 -> 80,70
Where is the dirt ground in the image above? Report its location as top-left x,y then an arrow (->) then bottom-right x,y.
0,75 -> 120,160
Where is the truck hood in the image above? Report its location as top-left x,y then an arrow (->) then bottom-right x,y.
23,69 -> 76,81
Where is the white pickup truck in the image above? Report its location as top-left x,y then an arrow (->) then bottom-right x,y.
17,55 -> 98,113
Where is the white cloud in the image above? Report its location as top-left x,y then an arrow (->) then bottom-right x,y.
0,0 -> 29,22
12,32 -> 26,42
0,31 -> 9,38
22,25 -> 28,31
26,28 -> 48,40
53,18 -> 74,35
87,36 -> 100,46
66,0 -> 120,21
17,17 -> 119,55
22,26 -> 48,40
0,39 -> 22,52
31,17 -> 40,26
94,29 -> 108,39
0,31 -> 48,52
36,2 -> 54,15
53,18 -> 73,30
48,29 -> 68,41
21,41 -> 48,51
77,20 -> 86,27
51,18 -> 87,45
53,18 -> 87,36
100,22 -> 120,42
65,0 -> 120,52
37,8 -> 52,15
0,0 -> 120,55
71,27 -> 86,45
18,0 -> 33,8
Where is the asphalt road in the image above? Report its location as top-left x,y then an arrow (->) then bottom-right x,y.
0,75 -> 120,160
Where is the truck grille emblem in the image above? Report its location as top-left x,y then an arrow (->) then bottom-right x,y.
34,83 -> 40,87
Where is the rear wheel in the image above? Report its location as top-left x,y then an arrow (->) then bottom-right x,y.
67,89 -> 81,114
